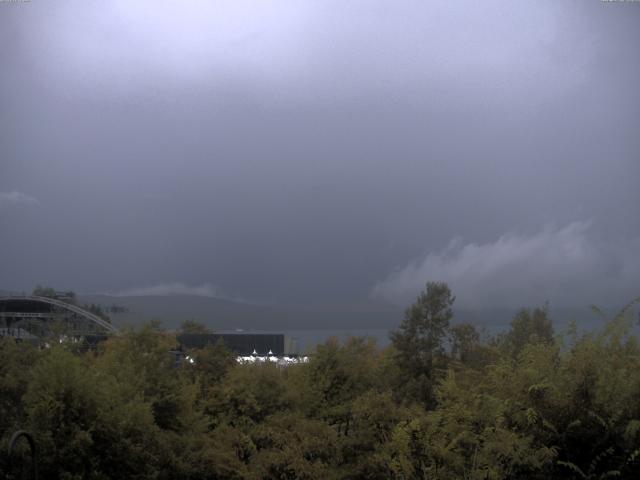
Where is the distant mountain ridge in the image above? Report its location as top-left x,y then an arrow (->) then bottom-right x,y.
74,293 -> 608,333
76,294 -> 403,331
1,289 -> 621,334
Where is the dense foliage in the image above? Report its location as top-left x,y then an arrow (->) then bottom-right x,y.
2,283 -> 639,479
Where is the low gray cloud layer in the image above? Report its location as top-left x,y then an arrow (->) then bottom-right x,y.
0,191 -> 39,207
1,1 -> 638,311
110,283 -> 224,299
372,222 -> 640,309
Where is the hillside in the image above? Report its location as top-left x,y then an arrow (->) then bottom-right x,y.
75,293 -> 605,335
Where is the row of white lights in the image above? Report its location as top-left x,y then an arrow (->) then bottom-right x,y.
236,355 -> 309,364
184,350 -> 309,365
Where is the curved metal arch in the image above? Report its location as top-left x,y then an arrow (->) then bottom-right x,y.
8,430 -> 38,480
0,295 -> 118,334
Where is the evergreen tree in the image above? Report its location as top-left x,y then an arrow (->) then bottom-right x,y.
390,281 -> 455,407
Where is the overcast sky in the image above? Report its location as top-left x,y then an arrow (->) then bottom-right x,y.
1,0 -> 639,310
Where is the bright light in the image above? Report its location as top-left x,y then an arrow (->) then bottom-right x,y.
236,355 -> 308,366
49,0 -> 310,85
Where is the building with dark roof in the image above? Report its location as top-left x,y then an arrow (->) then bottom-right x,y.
177,333 -> 298,356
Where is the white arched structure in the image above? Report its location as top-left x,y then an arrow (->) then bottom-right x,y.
0,295 -> 118,335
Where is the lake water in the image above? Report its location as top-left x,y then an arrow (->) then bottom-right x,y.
285,328 -> 391,353
282,315 -> 639,353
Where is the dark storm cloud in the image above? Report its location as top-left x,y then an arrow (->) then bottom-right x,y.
1,1 -> 638,309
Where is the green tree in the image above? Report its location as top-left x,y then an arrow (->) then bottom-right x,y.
94,323 -> 192,432
32,285 -> 57,298
0,338 -> 41,474
179,319 -> 212,334
250,412 -> 340,479
338,390 -> 416,479
191,339 -> 237,395
32,285 -> 76,304
450,322 -> 480,364
301,337 -> 382,435
502,305 -> 554,357
208,362 -> 292,429
390,281 -> 455,406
